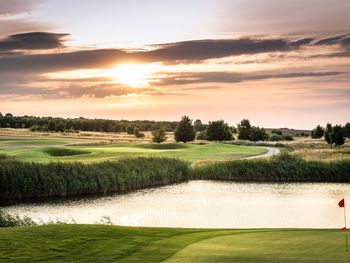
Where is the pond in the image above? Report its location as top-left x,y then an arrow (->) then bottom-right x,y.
3,181 -> 350,228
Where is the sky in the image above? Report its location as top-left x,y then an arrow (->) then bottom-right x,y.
0,0 -> 349,129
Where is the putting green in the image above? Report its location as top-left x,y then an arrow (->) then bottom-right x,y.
0,225 -> 348,262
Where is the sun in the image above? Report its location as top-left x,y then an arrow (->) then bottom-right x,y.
109,63 -> 158,87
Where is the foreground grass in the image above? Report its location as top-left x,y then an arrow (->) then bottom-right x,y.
0,225 -> 349,262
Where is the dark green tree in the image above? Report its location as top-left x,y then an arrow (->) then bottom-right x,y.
193,119 -> 206,131
206,120 -> 233,141
237,119 -> 252,140
126,125 -> 135,134
324,123 -> 334,148
311,125 -> 324,139
333,125 -> 345,148
344,123 -> 350,138
152,127 -> 167,143
174,116 -> 196,143
196,130 -> 207,140
250,126 -> 269,141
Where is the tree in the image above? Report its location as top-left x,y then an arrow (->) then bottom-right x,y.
126,125 -> 135,134
134,127 -> 145,138
344,123 -> 350,138
311,125 -> 324,139
196,130 -> 207,140
152,127 -> 167,143
174,116 -> 196,143
324,123 -> 334,148
237,119 -> 252,140
193,119 -> 206,131
206,120 -> 233,141
333,125 -> 345,148
250,126 -> 269,141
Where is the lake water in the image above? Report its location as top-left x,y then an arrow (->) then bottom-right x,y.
3,181 -> 350,228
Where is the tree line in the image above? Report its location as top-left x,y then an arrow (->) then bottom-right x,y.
0,113 -> 177,133
311,123 -> 350,148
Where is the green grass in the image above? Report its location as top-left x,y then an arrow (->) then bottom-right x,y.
0,135 -> 267,163
0,225 -> 349,262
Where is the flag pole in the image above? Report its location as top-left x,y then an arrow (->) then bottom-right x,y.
344,205 -> 348,252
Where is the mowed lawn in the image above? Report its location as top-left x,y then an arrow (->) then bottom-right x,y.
0,134 -> 267,163
0,225 -> 349,262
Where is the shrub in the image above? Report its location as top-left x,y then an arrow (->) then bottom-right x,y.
269,134 -> 284,141
0,209 -> 36,227
283,134 -> 294,141
152,128 -> 167,143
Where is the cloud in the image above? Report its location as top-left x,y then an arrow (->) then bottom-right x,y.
314,34 -> 350,49
0,82 -> 155,99
143,38 -> 311,62
0,35 -> 314,73
153,71 -> 344,86
0,32 -> 68,52
0,0 -> 40,15
0,49 -> 128,72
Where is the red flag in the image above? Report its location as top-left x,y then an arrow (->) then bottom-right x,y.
341,227 -> 347,232
338,199 -> 345,208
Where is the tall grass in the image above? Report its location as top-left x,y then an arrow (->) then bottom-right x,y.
0,158 -> 190,203
0,209 -> 36,227
192,153 -> 350,183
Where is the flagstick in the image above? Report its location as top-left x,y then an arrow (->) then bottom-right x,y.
345,205 -> 348,252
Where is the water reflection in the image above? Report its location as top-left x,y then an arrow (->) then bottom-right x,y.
3,181 -> 350,228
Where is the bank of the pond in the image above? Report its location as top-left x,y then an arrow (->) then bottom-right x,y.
0,225 -> 349,262
1,154 -> 350,203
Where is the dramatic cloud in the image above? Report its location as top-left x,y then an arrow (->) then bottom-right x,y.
0,32 -> 68,52
0,34 -> 316,73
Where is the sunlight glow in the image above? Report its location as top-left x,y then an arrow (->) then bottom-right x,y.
109,63 -> 160,87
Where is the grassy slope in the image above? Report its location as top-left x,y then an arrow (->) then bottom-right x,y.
0,135 -> 267,163
0,225 -> 349,262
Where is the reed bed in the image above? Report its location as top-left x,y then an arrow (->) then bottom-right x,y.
0,157 -> 190,203
192,153 -> 350,182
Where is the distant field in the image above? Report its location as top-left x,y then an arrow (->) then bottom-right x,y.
0,225 -> 349,262
0,129 -> 266,163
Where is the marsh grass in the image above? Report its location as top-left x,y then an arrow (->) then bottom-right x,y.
192,153 -> 350,183
0,157 -> 190,203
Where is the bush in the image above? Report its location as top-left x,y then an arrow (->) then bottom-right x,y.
269,134 -> 285,141
152,128 -> 167,143
283,134 -> 294,141
0,209 -> 36,227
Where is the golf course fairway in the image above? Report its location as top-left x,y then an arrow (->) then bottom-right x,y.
0,225 -> 349,262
